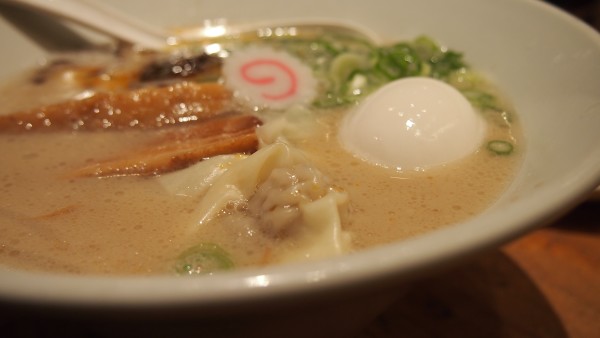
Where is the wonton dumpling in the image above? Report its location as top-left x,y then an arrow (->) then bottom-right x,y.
282,190 -> 350,261
160,141 -> 350,261
193,142 -> 303,225
157,154 -> 245,197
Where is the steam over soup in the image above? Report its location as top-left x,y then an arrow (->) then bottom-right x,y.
0,26 -> 522,275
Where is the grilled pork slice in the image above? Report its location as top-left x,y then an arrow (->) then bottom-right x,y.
0,82 -> 230,132
69,114 -> 262,177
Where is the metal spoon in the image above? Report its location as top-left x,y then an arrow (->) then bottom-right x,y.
1,0 -> 168,50
0,0 -> 380,51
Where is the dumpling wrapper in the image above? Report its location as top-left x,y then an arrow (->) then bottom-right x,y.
283,190 -> 350,261
157,154 -> 245,197
158,141 -> 350,261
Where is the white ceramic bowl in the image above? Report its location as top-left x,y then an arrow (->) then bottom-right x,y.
0,0 -> 599,336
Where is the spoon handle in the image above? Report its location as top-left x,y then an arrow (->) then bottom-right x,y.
2,0 -> 167,49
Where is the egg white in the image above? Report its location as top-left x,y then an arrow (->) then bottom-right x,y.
338,77 -> 486,171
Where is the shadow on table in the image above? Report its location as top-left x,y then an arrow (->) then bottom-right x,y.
359,250 -> 568,338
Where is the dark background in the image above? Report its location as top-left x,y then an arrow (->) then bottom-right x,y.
546,0 -> 600,29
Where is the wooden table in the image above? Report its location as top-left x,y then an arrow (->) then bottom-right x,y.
359,200 -> 600,338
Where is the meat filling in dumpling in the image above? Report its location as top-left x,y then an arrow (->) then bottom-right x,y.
160,142 -> 350,262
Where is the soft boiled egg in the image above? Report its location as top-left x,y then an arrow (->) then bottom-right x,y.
338,77 -> 486,171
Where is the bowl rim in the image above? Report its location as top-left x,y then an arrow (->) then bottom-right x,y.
1,0 -> 599,310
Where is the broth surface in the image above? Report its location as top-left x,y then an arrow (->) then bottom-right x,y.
0,33 -> 523,275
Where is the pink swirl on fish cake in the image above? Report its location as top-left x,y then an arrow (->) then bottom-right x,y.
240,58 -> 298,100
223,46 -> 317,109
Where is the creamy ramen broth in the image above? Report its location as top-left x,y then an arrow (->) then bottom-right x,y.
0,32 -> 522,275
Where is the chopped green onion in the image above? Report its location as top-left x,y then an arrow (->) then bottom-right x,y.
461,89 -> 502,112
176,243 -> 234,275
226,32 -> 480,110
375,43 -> 422,79
487,140 -> 514,155
329,53 -> 371,89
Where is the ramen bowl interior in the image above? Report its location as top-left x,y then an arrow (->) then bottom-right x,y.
0,0 -> 599,336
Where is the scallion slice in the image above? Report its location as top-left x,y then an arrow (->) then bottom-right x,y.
487,140 -> 514,155
176,243 -> 234,275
